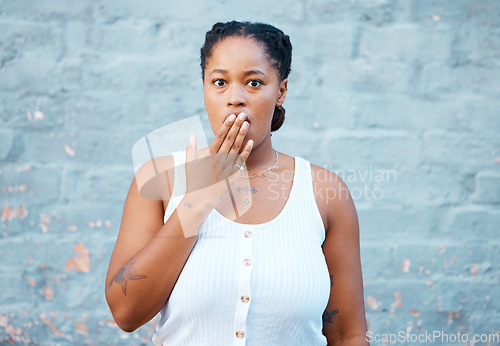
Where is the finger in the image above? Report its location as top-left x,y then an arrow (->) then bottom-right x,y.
219,113 -> 247,153
232,138 -> 254,170
228,120 -> 249,156
210,114 -> 236,153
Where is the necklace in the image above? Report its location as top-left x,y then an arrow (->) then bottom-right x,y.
239,149 -> 279,179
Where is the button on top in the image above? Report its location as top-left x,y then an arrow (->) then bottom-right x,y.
236,330 -> 245,338
243,258 -> 252,266
244,230 -> 252,238
241,295 -> 250,303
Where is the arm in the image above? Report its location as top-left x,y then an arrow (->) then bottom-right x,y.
105,157 -> 213,332
106,116 -> 254,332
320,171 -> 369,346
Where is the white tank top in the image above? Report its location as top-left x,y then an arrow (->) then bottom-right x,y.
152,150 -> 330,345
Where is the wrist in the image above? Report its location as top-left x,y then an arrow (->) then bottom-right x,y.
180,193 -> 216,215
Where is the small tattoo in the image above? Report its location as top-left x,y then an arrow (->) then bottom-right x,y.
197,222 -> 205,234
322,309 -> 339,324
184,201 -> 192,208
234,185 -> 258,195
114,259 -> 148,296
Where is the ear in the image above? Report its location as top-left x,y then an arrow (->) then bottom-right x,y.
276,78 -> 288,107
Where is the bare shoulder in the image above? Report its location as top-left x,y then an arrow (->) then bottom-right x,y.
310,163 -> 353,232
133,154 -> 176,214
310,163 -> 348,192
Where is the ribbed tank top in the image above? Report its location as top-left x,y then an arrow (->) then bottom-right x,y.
152,150 -> 330,346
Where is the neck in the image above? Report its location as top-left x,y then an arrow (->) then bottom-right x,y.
243,135 -> 277,174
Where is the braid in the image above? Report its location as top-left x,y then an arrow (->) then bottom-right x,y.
200,21 -> 292,133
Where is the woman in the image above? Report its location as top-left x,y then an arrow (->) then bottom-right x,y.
105,20 -> 368,345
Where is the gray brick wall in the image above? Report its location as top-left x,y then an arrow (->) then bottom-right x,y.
1,0 -> 499,344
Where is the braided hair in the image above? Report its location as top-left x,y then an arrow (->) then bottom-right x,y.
200,21 -> 292,133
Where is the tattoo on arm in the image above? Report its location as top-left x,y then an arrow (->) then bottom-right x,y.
114,258 -> 148,296
322,274 -> 338,324
323,274 -> 339,323
197,221 -> 205,234
322,309 -> 339,324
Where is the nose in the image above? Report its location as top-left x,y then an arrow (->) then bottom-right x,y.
226,85 -> 247,107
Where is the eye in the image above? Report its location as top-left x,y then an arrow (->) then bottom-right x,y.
213,79 -> 226,87
248,80 -> 262,87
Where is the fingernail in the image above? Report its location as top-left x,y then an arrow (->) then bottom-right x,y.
228,114 -> 236,121
238,113 -> 246,120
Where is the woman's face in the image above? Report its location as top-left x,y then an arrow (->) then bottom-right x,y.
203,36 -> 287,147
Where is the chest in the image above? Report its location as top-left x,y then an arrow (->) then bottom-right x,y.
162,163 -> 330,232
212,170 -> 329,231
215,177 -> 289,224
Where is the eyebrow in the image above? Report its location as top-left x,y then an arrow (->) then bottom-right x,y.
209,68 -> 266,77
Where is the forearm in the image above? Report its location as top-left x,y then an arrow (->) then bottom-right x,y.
106,195 -> 212,332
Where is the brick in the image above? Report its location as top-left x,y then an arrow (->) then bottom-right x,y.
36,202 -> 123,235
364,279 -> 439,311
0,52 -> 62,94
320,129 -> 420,169
90,20 -> 158,54
471,171 -> 500,204
359,24 -> 453,63
20,127 -> 151,166
444,206 -> 500,241
1,164 -> 61,205
0,93 -> 65,129
65,91 -> 153,131
0,268 -> 36,307
275,126 -> 322,161
0,20 -> 62,56
283,93 -> 357,131
0,1 -> 92,21
362,243 -> 498,284
60,166 -> 132,204
421,130 -> 500,173
306,24 -> 354,60
94,0 -> 201,21
410,0 -> 500,27
0,128 -> 14,160
465,96 -> 500,134
420,62 -> 500,97
150,91 -> 205,128
320,59 -> 412,94
379,165 -> 468,206
354,94 -> 470,131
80,53 -> 199,93
455,26 -> 500,63
358,205 -> 440,240
306,0 -> 401,25
469,314 -> 500,335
